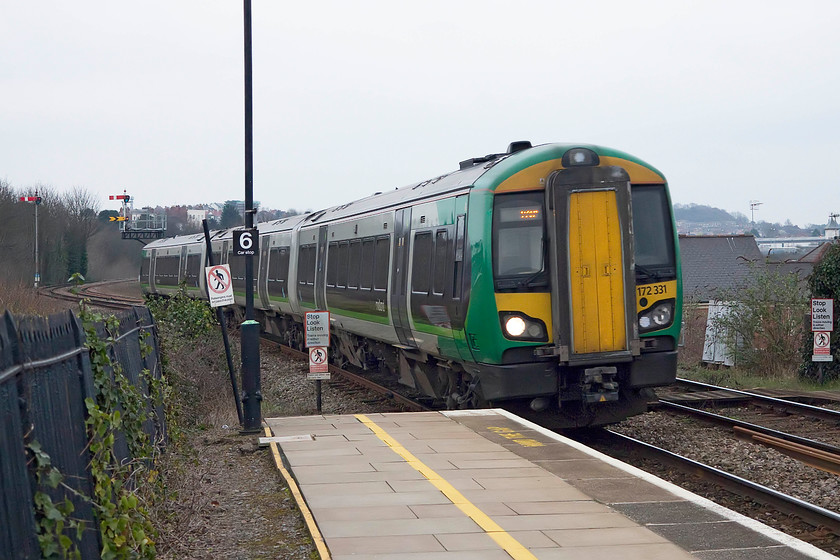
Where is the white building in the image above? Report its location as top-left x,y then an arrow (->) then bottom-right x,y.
187,209 -> 207,225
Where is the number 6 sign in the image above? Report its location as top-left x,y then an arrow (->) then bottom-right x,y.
234,228 -> 259,256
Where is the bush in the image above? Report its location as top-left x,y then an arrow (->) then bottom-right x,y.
800,242 -> 840,382
710,265 -> 808,377
144,287 -> 216,340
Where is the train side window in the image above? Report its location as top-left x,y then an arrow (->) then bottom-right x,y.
373,235 -> 390,291
327,242 -> 338,287
433,229 -> 448,296
307,245 -> 316,285
348,240 -> 361,289
411,231 -> 432,294
230,253 -> 246,291
211,251 -> 221,266
157,255 -> 177,286
336,241 -> 348,288
360,238 -> 374,290
298,244 -> 316,286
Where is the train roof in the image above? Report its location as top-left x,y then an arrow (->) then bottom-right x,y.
144,142 -> 665,248
289,141 -> 665,226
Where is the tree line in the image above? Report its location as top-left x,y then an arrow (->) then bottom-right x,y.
0,179 -> 139,286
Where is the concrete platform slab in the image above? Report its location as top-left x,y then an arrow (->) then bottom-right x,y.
263,409 -> 833,560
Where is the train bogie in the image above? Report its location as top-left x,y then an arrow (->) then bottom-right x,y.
142,141 -> 682,428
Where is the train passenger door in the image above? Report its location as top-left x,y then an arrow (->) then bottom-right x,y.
179,246 -> 188,285
391,208 -> 414,347
258,238 -> 270,308
545,166 -> 637,364
148,249 -> 157,292
314,226 -> 328,311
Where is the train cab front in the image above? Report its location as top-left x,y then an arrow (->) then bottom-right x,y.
486,146 -> 681,426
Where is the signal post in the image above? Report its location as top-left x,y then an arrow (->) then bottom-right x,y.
19,192 -> 42,287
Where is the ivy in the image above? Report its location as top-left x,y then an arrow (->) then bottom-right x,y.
28,439 -> 83,560
29,305 -> 170,559
801,242 -> 840,382
80,305 -> 159,559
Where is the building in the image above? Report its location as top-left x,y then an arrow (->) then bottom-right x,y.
187,209 -> 207,225
678,235 -> 765,303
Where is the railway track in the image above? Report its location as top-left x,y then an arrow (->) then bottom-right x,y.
655,400 -> 840,475
40,279 -> 144,311
665,377 -> 840,422
262,335 -> 430,413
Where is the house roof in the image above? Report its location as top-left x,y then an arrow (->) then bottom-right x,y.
795,240 -> 837,263
678,235 -> 764,302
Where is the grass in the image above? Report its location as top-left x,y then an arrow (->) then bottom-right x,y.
0,280 -> 73,315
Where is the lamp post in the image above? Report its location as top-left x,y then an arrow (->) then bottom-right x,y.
240,0 -> 262,432
20,191 -> 42,287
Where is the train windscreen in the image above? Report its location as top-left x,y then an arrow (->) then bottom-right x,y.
492,192 -> 547,290
631,185 -> 676,279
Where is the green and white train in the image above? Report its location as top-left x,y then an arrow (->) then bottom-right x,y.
142,141 -> 682,427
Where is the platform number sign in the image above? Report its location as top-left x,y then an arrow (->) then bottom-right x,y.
234,228 -> 259,256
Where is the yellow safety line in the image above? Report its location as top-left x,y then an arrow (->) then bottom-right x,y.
355,414 -> 538,560
263,426 -> 331,560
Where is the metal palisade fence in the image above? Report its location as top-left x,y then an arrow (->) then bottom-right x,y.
0,306 -> 164,559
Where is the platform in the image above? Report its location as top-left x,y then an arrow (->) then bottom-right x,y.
264,409 -> 833,560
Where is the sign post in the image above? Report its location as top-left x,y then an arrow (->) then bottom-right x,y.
202,219 -> 243,425
811,299 -> 834,382
305,311 -> 330,413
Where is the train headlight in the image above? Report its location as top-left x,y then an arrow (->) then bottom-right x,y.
505,316 -> 527,336
638,300 -> 674,333
499,312 -> 548,342
562,147 -> 600,167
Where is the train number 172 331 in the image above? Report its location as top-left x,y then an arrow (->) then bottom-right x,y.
637,283 -> 668,297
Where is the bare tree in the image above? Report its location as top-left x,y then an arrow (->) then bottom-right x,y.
64,186 -> 101,240
62,186 -> 101,279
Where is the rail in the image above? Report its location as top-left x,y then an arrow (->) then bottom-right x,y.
672,377 -> 840,423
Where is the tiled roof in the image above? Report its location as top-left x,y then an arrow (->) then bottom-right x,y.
679,235 -> 764,302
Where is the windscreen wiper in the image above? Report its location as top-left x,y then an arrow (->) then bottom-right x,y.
635,265 -> 661,280
518,269 -> 548,288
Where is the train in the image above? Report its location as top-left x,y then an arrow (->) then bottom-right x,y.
141,141 -> 682,427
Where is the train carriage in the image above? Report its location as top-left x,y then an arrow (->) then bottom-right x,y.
142,141 -> 681,427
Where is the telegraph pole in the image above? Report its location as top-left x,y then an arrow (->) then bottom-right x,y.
240,0 -> 262,432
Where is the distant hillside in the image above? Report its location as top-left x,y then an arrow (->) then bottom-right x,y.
674,204 -> 742,223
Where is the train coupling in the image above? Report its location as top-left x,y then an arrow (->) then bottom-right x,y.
581,366 -> 619,403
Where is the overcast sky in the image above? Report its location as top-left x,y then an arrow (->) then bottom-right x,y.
3,1 -> 839,227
